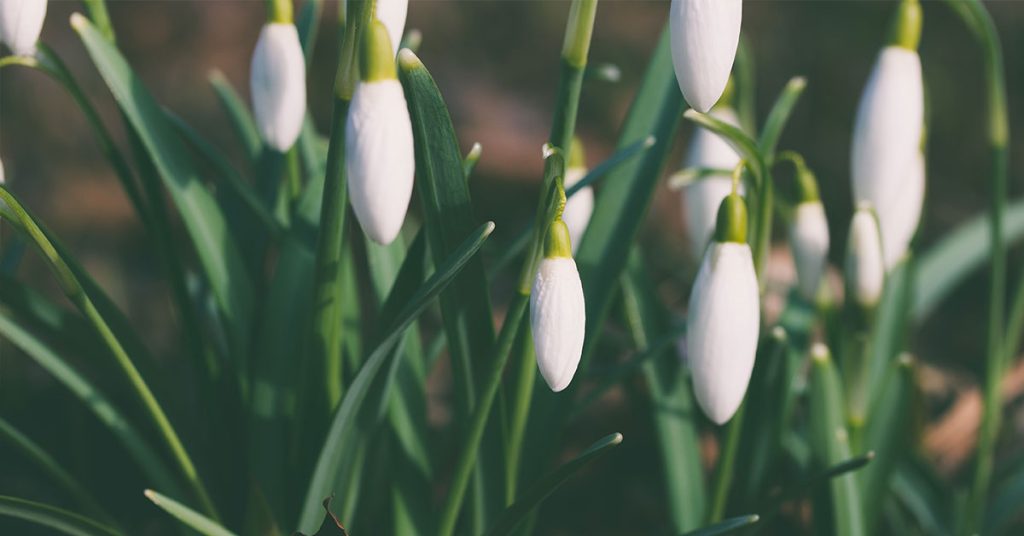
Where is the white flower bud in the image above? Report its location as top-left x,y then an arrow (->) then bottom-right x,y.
345,79 -> 415,245
790,201 -> 830,300
0,0 -> 46,57
376,0 -> 408,57
681,107 -> 742,259
531,256 -> 586,392
845,207 -> 885,308
669,0 -> 742,113
850,46 -> 924,270
250,23 -> 307,152
686,241 -> 760,424
562,166 -> 593,254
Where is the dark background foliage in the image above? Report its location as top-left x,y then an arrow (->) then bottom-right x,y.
1,1 -> 1023,533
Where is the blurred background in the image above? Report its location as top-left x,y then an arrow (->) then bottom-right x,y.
2,0 -> 1023,533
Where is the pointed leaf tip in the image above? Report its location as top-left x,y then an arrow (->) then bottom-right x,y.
69,12 -> 87,30
397,48 -> 421,70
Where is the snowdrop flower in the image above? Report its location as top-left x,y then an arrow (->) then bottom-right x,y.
531,192 -> 586,392
845,205 -> 885,309
850,0 -> 923,271
562,138 -> 593,254
787,159 -> 830,300
686,187 -> 760,424
669,0 -> 742,113
346,20 -> 415,245
681,106 -> 742,259
250,3 -> 306,152
376,0 -> 408,57
0,0 -> 47,57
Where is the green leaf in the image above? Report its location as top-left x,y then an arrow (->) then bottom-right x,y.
621,251 -> 705,531
145,490 -> 237,536
679,514 -> 760,536
809,346 -> 866,536
399,50 -> 505,530
757,76 -> 807,157
0,496 -> 120,536
861,355 -> 915,531
296,0 -> 323,65
912,198 -> 1024,321
209,69 -> 262,161
73,15 -> 254,352
296,222 -> 496,533
484,433 -> 623,536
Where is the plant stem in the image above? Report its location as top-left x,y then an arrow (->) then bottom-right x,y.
942,1 -> 1010,531
81,0 -> 116,43
708,403 -> 745,523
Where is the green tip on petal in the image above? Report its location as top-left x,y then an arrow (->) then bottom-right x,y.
796,167 -> 821,203
568,137 -> 587,169
714,192 -> 748,244
545,219 -> 574,259
267,0 -> 293,24
361,19 -> 397,81
888,0 -> 922,50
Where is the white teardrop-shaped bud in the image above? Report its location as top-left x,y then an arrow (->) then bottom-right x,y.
345,80 -> 415,245
850,46 -> 924,270
681,107 -> 743,259
845,206 -> 885,308
250,22 -> 307,152
563,167 -> 593,255
790,201 -> 830,300
531,250 -> 586,393
376,0 -> 408,57
0,0 -> 46,57
669,0 -> 742,113
686,241 -> 760,424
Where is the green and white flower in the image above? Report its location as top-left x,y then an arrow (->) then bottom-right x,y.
250,9 -> 306,152
563,138 -> 593,254
845,205 -> 885,308
681,106 -> 742,259
669,0 -> 742,113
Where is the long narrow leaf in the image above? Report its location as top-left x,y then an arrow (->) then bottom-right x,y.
209,69 -> 262,161
757,76 -> 808,157
297,222 -> 495,532
680,514 -> 760,536
145,490 -> 237,536
484,433 -> 623,536
0,496 -> 120,536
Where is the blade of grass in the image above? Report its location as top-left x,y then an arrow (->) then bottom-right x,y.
809,345 -> 866,536
620,250 -> 705,531
483,433 -> 623,536
296,0 -> 323,64
0,496 -> 120,536
0,186 -> 217,518
296,222 -> 496,533
73,14 -> 253,356
757,76 -> 807,158
0,418 -> 112,524
680,514 -> 760,536
145,490 -> 237,536
208,70 -> 262,162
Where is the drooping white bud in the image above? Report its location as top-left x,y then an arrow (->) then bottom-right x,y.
0,0 -> 47,57
790,201 -> 830,300
531,250 -> 586,393
850,46 -> 924,270
376,0 -> 408,57
845,206 -> 885,308
681,107 -> 742,259
563,167 -> 593,255
669,0 -> 742,113
686,241 -> 760,424
250,22 -> 307,152
345,80 -> 415,245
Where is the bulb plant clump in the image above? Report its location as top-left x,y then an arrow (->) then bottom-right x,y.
0,0 -> 1020,534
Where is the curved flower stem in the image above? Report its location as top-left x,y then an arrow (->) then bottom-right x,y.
0,187 -> 219,520
942,1 -> 1009,531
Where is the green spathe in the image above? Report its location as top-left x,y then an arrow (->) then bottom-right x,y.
714,192 -> 748,244
361,20 -> 397,82
545,220 -> 573,259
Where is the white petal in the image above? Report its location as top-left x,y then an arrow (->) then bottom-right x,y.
562,166 -> 593,254
0,0 -> 47,56
850,47 -> 924,265
670,0 -> 742,113
376,0 -> 408,57
531,257 -> 586,392
0,155 -> 5,184
790,201 -> 830,300
846,208 -> 885,307
681,108 -> 742,258
250,23 -> 307,152
686,242 -> 760,424
345,80 -> 415,245
877,151 -> 925,270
